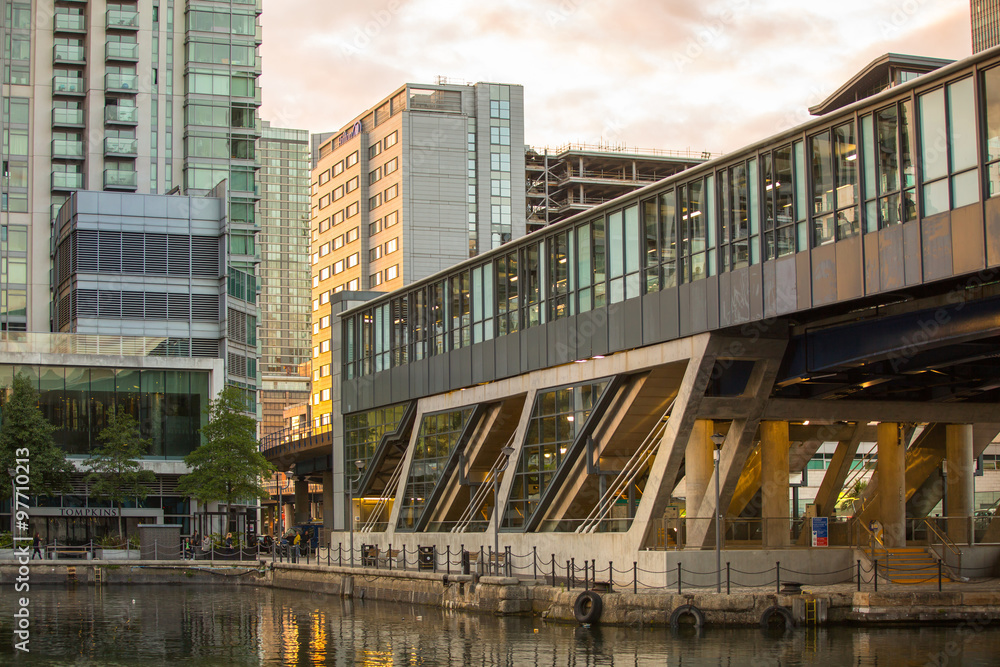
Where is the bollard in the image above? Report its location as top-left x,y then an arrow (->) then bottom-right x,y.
571,558 -> 576,589
339,542 -> 343,567
506,546 -> 511,577
551,554 -> 556,587
584,561 -> 589,591
389,544 -> 393,571
592,559 -> 596,589
726,562 -> 731,595
447,545 -> 451,575
533,547 -> 538,581
608,561 -> 613,594
154,543 -> 157,560
874,559 -> 879,592
677,562 -> 681,594
327,546 -> 330,567
567,561 -> 572,590
857,560 -> 861,592
633,561 -> 637,594
480,546 -> 485,575
776,561 -> 781,593
938,559 -> 943,592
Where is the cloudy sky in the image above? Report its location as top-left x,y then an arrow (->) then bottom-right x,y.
259,0 -> 971,155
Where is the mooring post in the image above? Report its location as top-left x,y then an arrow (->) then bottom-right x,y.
857,560 -> 861,592
633,562 -> 637,594
677,562 -> 681,594
533,546 -> 537,580
726,562 -> 731,595
776,561 -> 780,593
608,561 -> 613,593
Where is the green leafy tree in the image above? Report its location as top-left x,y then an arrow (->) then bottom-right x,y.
177,386 -> 274,534
0,374 -> 75,516
85,406 -> 156,540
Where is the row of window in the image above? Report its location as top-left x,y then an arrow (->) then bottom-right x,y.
342,64 -> 1000,378
369,264 -> 399,287
369,157 -> 398,184
316,201 -> 360,235
311,278 -> 361,312
368,130 -> 398,160
369,183 -> 398,210
318,176 -> 359,208
316,252 -> 360,283
316,150 -> 359,186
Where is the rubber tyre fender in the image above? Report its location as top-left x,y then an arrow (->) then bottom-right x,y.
573,591 -> 603,624
759,605 -> 795,632
669,604 -> 705,631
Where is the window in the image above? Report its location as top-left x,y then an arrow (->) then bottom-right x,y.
490,99 -> 510,119
370,246 -> 382,261
332,185 -> 344,201
346,202 -> 359,217
333,210 -> 345,225
862,102 -> 916,231
333,161 -> 344,176
320,315 -> 330,328
345,151 -> 358,168
384,131 -> 398,148
312,275 -> 319,287
762,146 -> 796,258
320,267 -> 330,281
347,252 -> 359,268
384,210 -> 398,227
810,122 -> 858,246
334,260 -> 344,274
385,264 -> 399,281
346,176 -> 359,193
490,127 -> 510,145
491,153 -> 511,172
313,323 -> 320,335
320,291 -> 330,305
370,193 -> 382,209
369,141 -> 382,159
384,184 -> 398,201
370,218 -> 382,235
320,242 -> 330,257
384,157 -> 398,175
920,78 -> 978,215
333,235 -> 345,250
319,194 -> 330,209
319,170 -> 331,185
370,272 -> 383,287
348,278 -> 359,290
320,340 -> 330,353
385,237 -> 398,254
369,166 -> 382,184
312,299 -> 319,311
319,217 -> 331,233
346,227 -> 359,243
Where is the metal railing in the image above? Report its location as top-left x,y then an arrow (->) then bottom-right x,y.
359,457 -> 406,533
452,432 -> 518,533
577,400 -> 674,534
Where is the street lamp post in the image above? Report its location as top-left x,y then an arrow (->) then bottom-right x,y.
493,446 -> 515,576
349,459 -> 365,568
710,433 -> 725,594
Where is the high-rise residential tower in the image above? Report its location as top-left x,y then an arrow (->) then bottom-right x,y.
307,81 -> 526,428
258,121 -> 311,437
0,0 -> 262,398
973,0 -> 1000,52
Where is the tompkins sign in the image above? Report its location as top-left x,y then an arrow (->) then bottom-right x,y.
58,508 -> 120,518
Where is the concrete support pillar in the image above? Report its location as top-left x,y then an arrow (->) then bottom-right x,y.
322,470 -> 334,532
685,420 -> 715,512
946,423 -> 974,544
282,503 -> 294,533
685,420 -> 715,546
294,478 -> 310,525
760,421 -> 790,548
877,422 -> 906,548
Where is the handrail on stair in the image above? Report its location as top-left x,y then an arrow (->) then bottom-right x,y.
919,517 -> 963,558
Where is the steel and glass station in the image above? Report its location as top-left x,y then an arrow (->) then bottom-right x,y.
264,47 -> 1000,577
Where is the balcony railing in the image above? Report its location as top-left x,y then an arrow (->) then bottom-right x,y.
106,42 -> 138,61
53,75 -> 85,94
105,73 -> 138,92
104,169 -> 138,189
52,107 -> 85,126
105,106 -> 139,124
51,139 -> 84,158
105,137 -> 138,156
54,14 -> 86,31
51,172 -> 84,190
53,44 -> 86,62
107,9 -> 139,29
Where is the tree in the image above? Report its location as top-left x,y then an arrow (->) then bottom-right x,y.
85,406 -> 156,540
0,374 -> 75,512
177,386 -> 274,535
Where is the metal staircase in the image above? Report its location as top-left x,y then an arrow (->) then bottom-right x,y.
359,457 -> 406,533
451,432 -> 518,533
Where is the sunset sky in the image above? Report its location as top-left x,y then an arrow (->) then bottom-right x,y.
259,0 -> 972,155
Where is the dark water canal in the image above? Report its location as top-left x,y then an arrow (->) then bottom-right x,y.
1,584 -> 998,665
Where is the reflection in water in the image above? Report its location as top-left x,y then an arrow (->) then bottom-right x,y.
0,585 -> 999,665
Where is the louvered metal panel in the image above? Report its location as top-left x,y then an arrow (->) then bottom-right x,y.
76,289 -> 98,316
167,293 -> 190,320
145,292 -> 167,319
191,338 -> 219,357
168,235 -> 190,275
97,231 -> 122,273
191,236 -> 220,276
145,233 -> 168,274
98,290 -> 122,317
76,230 -> 99,271
121,232 -> 145,273
192,294 -> 220,321
121,291 -> 144,318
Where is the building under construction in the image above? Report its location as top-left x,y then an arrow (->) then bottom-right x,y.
525,143 -> 716,232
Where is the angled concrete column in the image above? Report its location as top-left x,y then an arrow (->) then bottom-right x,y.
760,421 -> 790,548
322,471 -> 334,532
877,422 -> 906,548
294,478 -> 310,525
812,423 -> 864,518
685,420 -> 715,543
946,423 -> 974,544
